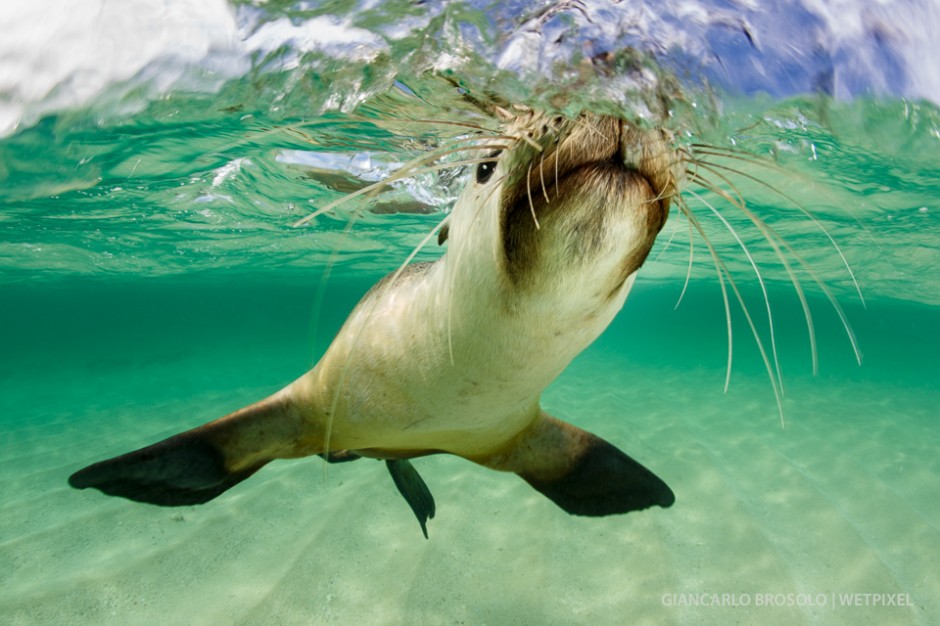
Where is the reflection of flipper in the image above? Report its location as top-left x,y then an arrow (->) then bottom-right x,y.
385,459 -> 436,539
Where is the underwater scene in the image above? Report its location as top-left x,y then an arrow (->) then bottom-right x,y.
1,1 -> 939,625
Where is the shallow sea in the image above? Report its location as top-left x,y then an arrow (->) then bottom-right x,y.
2,2 -> 940,625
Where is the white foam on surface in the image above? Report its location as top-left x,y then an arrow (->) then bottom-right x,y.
3,0 -> 939,139
0,0 -> 238,136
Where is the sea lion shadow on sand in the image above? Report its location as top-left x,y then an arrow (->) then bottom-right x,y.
69,109 -> 680,538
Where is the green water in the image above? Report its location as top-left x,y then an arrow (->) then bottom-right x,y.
2,28 -> 940,626
1,275 -> 937,624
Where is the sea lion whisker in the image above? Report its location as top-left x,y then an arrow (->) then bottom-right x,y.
688,144 -> 792,165
680,197 -> 786,426
572,115 -> 610,144
652,204 -> 682,262
689,162 -> 859,372
429,134 -> 522,148
281,121 -> 498,154
554,141 -> 560,197
291,131 -> 512,225
638,148 -> 687,208
685,186 -> 786,395
474,134 -> 525,145
686,146 -> 863,369
671,215 -> 696,311
693,157 -> 866,307
774,244 -> 863,366
688,167 -> 819,375
651,199 -> 692,308
727,204 -> 863,368
417,141 -> 515,159
690,144 -> 873,247
293,155 -> 502,227
379,141 -> 512,185
538,152 -> 551,203
512,131 -> 543,151
677,198 -> 734,392
689,143 -> 759,157
646,167 -> 678,205
348,116 -> 500,133
394,138 -> 514,170
526,134 -> 544,151
526,164 -> 542,229
652,181 -> 678,207
679,149 -> 747,209
574,114 -> 601,138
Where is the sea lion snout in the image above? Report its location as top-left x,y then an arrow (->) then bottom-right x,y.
491,113 -> 677,291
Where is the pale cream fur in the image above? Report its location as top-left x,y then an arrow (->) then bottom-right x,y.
225,113 -> 682,471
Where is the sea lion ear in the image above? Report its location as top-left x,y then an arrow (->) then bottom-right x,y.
480,412 -> 674,516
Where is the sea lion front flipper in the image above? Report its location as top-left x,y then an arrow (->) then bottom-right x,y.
68,434 -> 265,506
481,411 -> 675,516
385,459 -> 436,539
68,391 -> 310,506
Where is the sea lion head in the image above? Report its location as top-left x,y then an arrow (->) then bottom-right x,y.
448,111 -> 681,306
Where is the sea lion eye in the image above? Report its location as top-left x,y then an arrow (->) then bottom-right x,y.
475,150 -> 501,184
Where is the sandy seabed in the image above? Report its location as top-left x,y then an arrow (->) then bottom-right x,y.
1,341 -> 937,626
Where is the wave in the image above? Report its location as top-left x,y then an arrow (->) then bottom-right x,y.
3,0 -> 939,137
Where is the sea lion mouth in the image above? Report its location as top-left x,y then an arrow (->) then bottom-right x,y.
499,162 -> 662,287
497,114 -> 674,285
504,158 -> 656,228
500,116 -> 671,226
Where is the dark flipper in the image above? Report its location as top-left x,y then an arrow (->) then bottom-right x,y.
385,459 -> 436,539
69,392 -> 304,506
520,434 -> 674,516
481,411 -> 674,517
68,434 -> 266,506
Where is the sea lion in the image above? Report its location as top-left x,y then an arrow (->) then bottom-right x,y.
69,111 -> 679,536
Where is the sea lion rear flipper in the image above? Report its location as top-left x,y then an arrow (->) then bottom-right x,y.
482,411 -> 674,516
386,459 -> 436,539
68,391 -> 308,506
